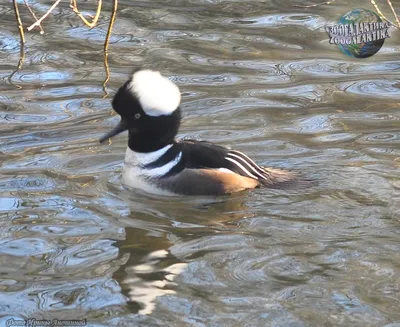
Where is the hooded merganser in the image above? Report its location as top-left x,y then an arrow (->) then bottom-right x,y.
100,69 -> 298,196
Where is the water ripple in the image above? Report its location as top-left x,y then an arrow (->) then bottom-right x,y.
342,80 -> 400,99
226,13 -> 327,31
1,0 -> 400,325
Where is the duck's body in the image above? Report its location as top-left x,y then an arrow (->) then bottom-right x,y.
100,69 -> 297,196
122,139 -> 296,196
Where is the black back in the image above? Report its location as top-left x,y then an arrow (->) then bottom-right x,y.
143,139 -> 233,176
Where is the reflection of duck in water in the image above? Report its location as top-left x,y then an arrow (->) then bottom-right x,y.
122,248 -> 187,315
100,69 -> 299,196
112,223 -> 185,315
111,193 -> 254,315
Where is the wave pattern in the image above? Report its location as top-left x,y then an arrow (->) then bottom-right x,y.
1,0 -> 399,326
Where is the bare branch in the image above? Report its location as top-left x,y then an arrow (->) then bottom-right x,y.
370,0 -> 399,29
293,0 -> 337,8
27,0 -> 62,31
103,0 -> 118,97
370,0 -> 390,20
23,0 -> 45,34
13,0 -> 120,95
13,0 -> 25,44
8,45 -> 26,88
386,0 -> 400,28
70,0 -> 102,28
103,51 -> 110,98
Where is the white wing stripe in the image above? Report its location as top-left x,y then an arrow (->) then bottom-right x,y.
229,150 -> 268,176
226,152 -> 268,180
225,157 -> 259,179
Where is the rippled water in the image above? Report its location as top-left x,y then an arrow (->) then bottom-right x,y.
1,0 -> 400,326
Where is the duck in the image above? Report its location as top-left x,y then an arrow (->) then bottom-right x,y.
100,69 -> 298,196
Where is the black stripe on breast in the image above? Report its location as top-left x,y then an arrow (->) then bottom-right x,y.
142,142 -> 186,177
163,154 -> 186,177
142,143 -> 182,169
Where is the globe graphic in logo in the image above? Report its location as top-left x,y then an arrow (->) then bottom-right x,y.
338,9 -> 385,58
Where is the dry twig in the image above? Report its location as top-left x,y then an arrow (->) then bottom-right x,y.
103,0 -> 118,97
27,0 -> 62,31
104,0 -> 118,52
8,45 -> 25,88
370,0 -> 400,29
13,0 -> 25,44
293,0 -> 337,8
386,0 -> 400,28
70,0 -> 103,28
11,0 -> 119,91
10,0 -> 25,86
23,0 -> 45,34
370,0 -> 391,22
293,0 -> 399,29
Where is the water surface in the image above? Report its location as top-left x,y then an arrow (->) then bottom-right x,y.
1,0 -> 400,326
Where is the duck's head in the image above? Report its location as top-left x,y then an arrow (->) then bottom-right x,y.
100,69 -> 182,152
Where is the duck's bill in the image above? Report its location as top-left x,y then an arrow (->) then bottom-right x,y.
99,119 -> 128,143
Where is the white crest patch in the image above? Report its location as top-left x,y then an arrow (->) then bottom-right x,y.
128,70 -> 181,117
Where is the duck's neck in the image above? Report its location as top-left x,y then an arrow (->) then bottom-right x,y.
125,143 -> 174,166
127,108 -> 181,153
128,131 -> 176,153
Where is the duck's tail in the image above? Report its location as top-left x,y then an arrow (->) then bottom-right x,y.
259,166 -> 314,189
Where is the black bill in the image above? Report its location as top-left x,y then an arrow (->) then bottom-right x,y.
99,119 -> 128,143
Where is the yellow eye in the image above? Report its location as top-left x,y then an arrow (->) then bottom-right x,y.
134,113 -> 141,119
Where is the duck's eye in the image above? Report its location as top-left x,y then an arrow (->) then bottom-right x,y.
134,113 -> 141,119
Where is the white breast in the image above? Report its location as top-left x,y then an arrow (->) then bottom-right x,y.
122,146 -> 177,196
122,166 -> 175,195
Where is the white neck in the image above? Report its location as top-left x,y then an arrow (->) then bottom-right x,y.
124,144 -> 173,167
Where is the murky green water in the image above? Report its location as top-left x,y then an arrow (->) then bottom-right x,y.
1,0 -> 400,326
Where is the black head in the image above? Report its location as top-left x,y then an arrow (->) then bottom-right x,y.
100,70 -> 182,152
